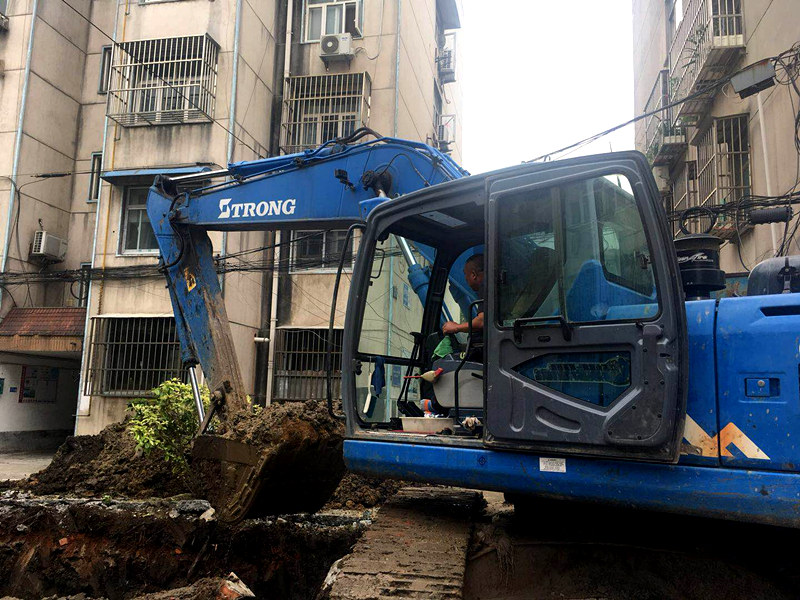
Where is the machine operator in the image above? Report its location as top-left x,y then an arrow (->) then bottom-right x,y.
442,253 -> 485,336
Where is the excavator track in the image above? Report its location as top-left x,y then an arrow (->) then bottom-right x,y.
322,487 -> 483,599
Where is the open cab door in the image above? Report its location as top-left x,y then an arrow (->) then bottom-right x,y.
484,152 -> 687,462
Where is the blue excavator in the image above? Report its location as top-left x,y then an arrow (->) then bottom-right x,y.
147,128 -> 800,528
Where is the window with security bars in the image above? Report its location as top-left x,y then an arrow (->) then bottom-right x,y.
84,317 -> 186,397
107,34 -> 219,127
273,328 -> 343,402
291,230 -> 354,271
281,73 -> 371,155
696,115 -> 750,218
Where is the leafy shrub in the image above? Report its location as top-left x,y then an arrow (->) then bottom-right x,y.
127,378 -> 209,473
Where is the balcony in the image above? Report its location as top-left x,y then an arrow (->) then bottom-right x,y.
643,70 -> 687,166
106,34 -> 220,127
669,0 -> 745,122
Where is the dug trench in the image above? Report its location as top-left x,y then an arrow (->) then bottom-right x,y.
0,492 -> 371,599
0,399 -> 408,599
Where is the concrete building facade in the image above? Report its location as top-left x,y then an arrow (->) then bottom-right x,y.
0,0 -> 463,444
632,0 -> 800,276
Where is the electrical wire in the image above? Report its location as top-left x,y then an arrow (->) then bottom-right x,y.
528,46 -> 800,164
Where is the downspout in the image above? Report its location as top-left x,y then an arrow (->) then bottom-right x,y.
756,92 -> 779,255
75,0 -> 123,426
222,0 -> 244,292
265,231 -> 281,405
393,0 -> 401,136
2,0 -> 39,302
264,0 -> 294,405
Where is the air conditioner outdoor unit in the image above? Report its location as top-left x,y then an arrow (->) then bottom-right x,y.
320,33 -> 354,61
437,48 -> 456,84
436,114 -> 456,153
31,231 -> 67,262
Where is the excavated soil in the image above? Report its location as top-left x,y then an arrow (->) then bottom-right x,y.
16,422 -> 189,499
323,473 -> 406,510
18,402 -> 352,517
0,492 -> 369,600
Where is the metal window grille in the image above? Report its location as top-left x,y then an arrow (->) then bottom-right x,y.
697,115 -> 750,207
107,34 -> 219,127
668,0 -> 744,118
671,160 -> 698,236
291,230 -> 354,271
84,316 -> 186,397
273,328 -> 343,402
280,72 -> 371,155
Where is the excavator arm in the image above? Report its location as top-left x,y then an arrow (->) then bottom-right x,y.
146,132 -> 467,421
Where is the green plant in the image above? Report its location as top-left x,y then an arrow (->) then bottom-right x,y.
127,378 -> 210,474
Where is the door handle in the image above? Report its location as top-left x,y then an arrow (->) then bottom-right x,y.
512,315 -> 572,343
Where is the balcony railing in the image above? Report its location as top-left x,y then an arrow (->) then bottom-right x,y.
107,34 -> 219,127
643,70 -> 687,166
669,0 -> 745,121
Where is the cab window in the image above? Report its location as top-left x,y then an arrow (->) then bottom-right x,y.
497,174 -> 657,325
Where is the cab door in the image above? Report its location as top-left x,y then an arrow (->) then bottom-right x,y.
484,152 -> 687,462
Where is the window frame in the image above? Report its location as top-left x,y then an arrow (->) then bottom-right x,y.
290,229 -> 355,273
494,171 -> 662,329
88,152 -> 103,203
303,0 -> 364,43
119,185 -> 160,256
98,45 -> 112,94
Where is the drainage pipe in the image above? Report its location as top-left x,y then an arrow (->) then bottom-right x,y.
2,0 -> 39,296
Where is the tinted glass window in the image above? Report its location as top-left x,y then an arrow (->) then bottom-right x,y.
497,175 -> 657,325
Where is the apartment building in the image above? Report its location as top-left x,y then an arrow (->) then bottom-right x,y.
633,0 -> 799,277
0,0 -> 463,446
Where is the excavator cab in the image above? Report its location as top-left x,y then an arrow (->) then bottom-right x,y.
342,151 -> 688,463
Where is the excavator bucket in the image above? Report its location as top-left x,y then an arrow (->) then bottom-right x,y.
190,405 -> 347,524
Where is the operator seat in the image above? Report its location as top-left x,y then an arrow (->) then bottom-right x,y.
509,247 -> 559,318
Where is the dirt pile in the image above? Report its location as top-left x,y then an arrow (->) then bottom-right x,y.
324,473 -> 406,510
18,421 -> 189,499
20,401 -> 347,520
0,493 -> 368,600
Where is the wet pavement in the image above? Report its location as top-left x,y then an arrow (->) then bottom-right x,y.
0,451 -> 54,480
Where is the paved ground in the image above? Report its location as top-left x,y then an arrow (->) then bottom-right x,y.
0,451 -> 54,480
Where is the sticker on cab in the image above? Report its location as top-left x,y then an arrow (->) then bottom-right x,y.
539,457 -> 566,473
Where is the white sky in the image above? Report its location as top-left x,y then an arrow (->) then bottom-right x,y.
459,1 -> 636,174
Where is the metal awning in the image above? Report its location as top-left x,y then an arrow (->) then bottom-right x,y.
436,0 -> 461,30
100,165 -> 212,186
